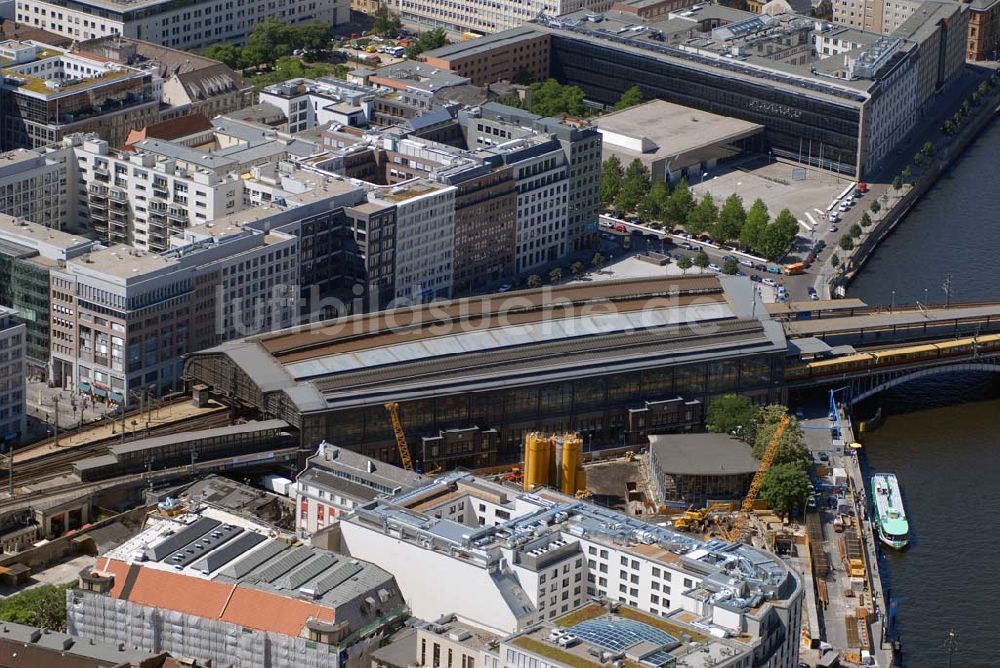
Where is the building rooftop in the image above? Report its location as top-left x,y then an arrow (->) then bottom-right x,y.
0,213 -> 96,262
508,604 -> 752,668
299,440 -> 426,501
348,471 -> 798,621
0,41 -> 148,100
186,275 -> 785,413
94,504 -> 404,639
0,620 -> 170,667
368,62 -> 470,93
648,433 -> 760,476
594,99 -> 763,160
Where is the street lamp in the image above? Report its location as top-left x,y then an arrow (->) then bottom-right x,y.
701,171 -> 709,184
891,290 -> 896,313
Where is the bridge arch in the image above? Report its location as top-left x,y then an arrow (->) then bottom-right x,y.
852,362 -> 1000,403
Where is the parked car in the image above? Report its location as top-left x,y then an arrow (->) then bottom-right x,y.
818,451 -> 830,462
829,226 -> 838,233
767,265 -> 782,274
707,263 -> 721,272
680,242 -> 694,250
498,284 -> 513,293
722,255 -> 737,263
739,258 -> 754,267
754,263 -> 768,272
810,292 -> 821,300
750,274 -> 762,282
762,278 -> 778,287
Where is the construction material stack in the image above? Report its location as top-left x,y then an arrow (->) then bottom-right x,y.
521,432 -> 586,495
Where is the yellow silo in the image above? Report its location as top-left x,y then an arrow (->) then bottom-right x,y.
560,434 -> 582,494
523,433 -> 551,491
575,465 -> 587,495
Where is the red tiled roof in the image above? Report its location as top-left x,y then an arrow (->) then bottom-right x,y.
124,114 -> 213,147
98,560 -> 334,637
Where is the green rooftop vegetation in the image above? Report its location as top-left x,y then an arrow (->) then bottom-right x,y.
555,603 -> 607,627
1,66 -> 132,95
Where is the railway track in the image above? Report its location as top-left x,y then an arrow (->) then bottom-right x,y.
7,410 -> 232,489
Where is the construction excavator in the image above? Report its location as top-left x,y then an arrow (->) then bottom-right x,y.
722,414 -> 792,543
673,502 -> 735,532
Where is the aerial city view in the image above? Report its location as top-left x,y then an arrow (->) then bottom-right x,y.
0,0 -> 996,662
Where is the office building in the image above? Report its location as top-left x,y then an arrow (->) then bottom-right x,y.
68,504 -> 406,668
48,225 -> 298,400
425,5 -> 957,177
338,471 -> 803,666
0,213 -> 96,374
259,78 -> 380,133
0,143 -> 77,229
294,440 -> 425,536
387,0 -> 614,35
0,307 -> 26,444
0,619 -> 176,667
183,275 -> 787,466
0,40 -> 159,150
12,0 -> 349,52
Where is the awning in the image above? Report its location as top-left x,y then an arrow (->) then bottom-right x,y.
91,387 -> 108,398
77,382 -> 91,393
109,392 -> 124,404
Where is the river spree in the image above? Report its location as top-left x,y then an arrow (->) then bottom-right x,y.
850,118 -> 1000,666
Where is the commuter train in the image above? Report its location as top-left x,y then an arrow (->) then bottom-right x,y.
785,333 -> 1000,381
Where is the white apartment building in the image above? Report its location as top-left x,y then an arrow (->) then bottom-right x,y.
13,0 -> 349,52
0,145 -> 76,230
370,180 -> 456,302
259,78 -> 379,133
0,308 -> 26,444
339,472 -> 803,667
390,0 -> 613,35
72,136 -> 242,251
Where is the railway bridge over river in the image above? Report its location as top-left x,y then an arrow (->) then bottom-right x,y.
778,299 -> 1000,404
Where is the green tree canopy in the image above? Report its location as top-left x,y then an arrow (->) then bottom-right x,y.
870,200 -> 881,214
849,223 -> 862,238
922,140 -> 935,157
676,255 -> 693,273
615,159 -> 651,213
740,198 -> 769,253
0,584 -> 69,631
751,408 -> 810,470
839,235 -> 855,251
548,267 -> 563,284
529,79 -> 588,117
706,394 -> 755,435
694,249 -> 710,269
663,179 -> 695,227
614,85 -> 644,111
760,462 -> 811,519
722,257 -> 739,275
901,165 -> 912,181
526,274 -> 542,288
592,252 -> 606,269
570,261 -> 584,278
372,6 -> 402,36
686,193 -> 718,236
639,180 -> 669,221
714,193 -> 746,243
913,152 -> 924,168
405,27 -> 449,58
831,253 -> 840,267
201,42 -> 242,69
600,155 -> 624,206
860,213 -> 872,227
756,209 -> 798,260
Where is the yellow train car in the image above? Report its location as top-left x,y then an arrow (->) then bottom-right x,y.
805,353 -> 876,377
872,343 -> 940,366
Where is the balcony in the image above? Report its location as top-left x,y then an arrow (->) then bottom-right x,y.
109,189 -> 127,203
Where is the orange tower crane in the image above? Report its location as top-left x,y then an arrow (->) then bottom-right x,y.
723,414 -> 792,543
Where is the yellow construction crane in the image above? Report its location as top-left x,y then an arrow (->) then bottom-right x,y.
723,414 -> 792,543
384,402 -> 415,471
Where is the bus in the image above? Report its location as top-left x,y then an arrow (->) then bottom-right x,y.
782,262 -> 805,275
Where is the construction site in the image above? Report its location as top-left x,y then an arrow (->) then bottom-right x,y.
473,408 -> 891,668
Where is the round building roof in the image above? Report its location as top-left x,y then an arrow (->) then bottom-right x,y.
648,433 -> 759,476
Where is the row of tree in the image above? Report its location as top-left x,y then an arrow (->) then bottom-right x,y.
524,253 -> 607,287
705,397 -> 812,518
600,156 -> 799,260
202,19 -> 332,70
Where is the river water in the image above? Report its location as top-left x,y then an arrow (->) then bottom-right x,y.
849,118 -> 1000,666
